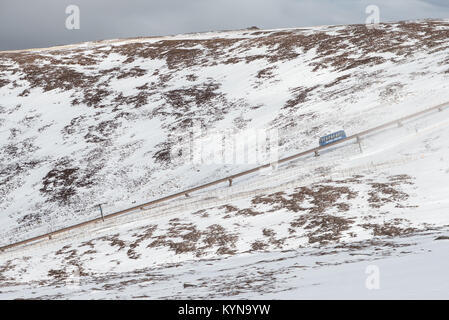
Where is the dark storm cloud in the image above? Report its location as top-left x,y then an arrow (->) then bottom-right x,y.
1,0 -> 449,51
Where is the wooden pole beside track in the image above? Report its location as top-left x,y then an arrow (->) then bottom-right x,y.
98,203 -> 106,222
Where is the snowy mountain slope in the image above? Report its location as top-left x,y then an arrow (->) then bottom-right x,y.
1,98 -> 449,299
2,231 -> 448,299
1,20 -> 449,299
3,20 -> 449,241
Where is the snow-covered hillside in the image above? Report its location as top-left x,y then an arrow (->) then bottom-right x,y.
1,20 -> 449,299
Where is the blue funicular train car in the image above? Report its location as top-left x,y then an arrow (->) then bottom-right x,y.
319,130 -> 347,146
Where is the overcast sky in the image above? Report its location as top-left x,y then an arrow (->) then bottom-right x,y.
1,0 -> 449,50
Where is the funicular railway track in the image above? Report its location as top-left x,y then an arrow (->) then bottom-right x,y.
1,101 -> 448,253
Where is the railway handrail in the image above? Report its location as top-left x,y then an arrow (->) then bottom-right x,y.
1,101 -> 448,252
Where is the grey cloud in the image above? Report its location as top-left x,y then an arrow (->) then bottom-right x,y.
1,0 -> 449,51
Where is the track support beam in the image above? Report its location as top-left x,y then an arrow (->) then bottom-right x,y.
356,136 -> 363,153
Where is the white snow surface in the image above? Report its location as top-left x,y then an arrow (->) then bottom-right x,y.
1,20 -> 449,299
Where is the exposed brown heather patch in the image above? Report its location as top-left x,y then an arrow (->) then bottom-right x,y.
62,115 -> 86,135
368,175 -> 413,208
246,175 -> 416,244
152,141 -> 172,165
40,166 -> 79,204
1,160 -> 41,202
18,88 -> 30,97
360,220 -> 417,237
78,240 -> 95,249
80,88 -> 112,108
105,38 -> 239,67
146,221 -> 238,257
251,240 -> 268,251
117,66 -> 147,79
97,234 -> 127,251
388,174 -> 414,183
192,209 -> 209,218
291,214 -> 354,244
55,244 -> 72,256
217,205 -> 239,213
186,74 -> 198,81
19,58 -> 94,92
262,228 -> 286,248
81,249 -> 97,256
283,86 -> 319,109
48,244 -> 90,280
47,269 -> 68,281
3,138 -> 38,158
329,175 -> 365,184
334,237 -> 416,251
252,184 -> 357,214
201,224 -> 238,255
0,76 -> 9,88
84,119 -> 121,143
251,191 -> 287,209
148,221 -> 201,255
0,260 -> 16,282
127,225 -> 157,259
17,212 -> 43,227
235,208 -> 263,216
39,158 -> 97,205
324,74 -> 351,88
59,52 -> 100,66
162,81 -> 220,111
255,66 -> 277,80
262,228 -> 274,237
